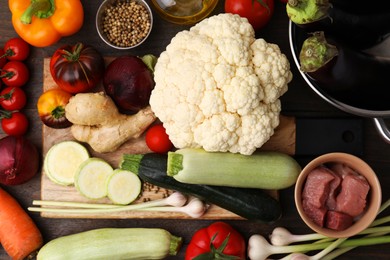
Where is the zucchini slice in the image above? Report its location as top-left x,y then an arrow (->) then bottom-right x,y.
107,169 -> 142,205
75,158 -> 114,199
44,141 -> 89,186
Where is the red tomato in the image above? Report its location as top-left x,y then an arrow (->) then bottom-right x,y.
0,87 -> 27,111
0,49 -> 7,68
3,38 -> 30,61
50,43 -> 105,94
1,111 -> 29,136
225,0 -> 275,31
185,222 -> 246,260
0,61 -> 30,87
145,124 -> 173,153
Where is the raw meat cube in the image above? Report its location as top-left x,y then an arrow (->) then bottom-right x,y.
302,166 -> 335,208
335,174 -> 370,217
326,210 -> 354,231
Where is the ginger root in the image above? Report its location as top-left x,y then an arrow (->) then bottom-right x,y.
65,92 -> 156,153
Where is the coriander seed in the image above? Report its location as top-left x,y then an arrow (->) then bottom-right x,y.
101,0 -> 151,48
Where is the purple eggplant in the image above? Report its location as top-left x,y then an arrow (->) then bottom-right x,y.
287,0 -> 390,49
299,32 -> 390,111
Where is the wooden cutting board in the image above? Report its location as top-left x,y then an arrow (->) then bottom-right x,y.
40,58 -> 296,219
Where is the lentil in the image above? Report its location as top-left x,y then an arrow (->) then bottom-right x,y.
102,1 -> 151,47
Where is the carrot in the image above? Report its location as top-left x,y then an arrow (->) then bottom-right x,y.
0,188 -> 43,260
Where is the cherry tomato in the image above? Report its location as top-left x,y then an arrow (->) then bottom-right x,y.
145,124 -> 173,153
3,38 -> 30,61
37,88 -> 73,129
1,111 -> 29,136
185,222 -> 246,260
225,0 -> 275,31
0,61 -> 30,87
0,87 -> 27,111
50,43 -> 105,94
0,49 -> 7,68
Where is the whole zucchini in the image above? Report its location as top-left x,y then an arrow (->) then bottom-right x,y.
168,148 -> 301,190
37,228 -> 182,260
121,153 -> 282,222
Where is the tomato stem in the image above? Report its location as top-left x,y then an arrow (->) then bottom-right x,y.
20,0 -> 55,24
0,69 -> 15,79
0,88 -> 15,101
62,43 -> 84,62
193,233 -> 240,260
0,49 -> 15,60
51,106 -> 66,119
0,109 -> 12,119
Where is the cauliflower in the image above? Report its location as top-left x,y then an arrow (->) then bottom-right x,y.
150,13 -> 293,155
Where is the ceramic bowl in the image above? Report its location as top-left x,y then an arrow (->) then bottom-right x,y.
96,0 -> 153,50
295,152 -> 382,238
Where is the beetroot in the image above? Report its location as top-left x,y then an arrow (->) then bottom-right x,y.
103,55 -> 155,114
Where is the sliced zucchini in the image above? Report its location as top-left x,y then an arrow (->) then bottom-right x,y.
75,158 -> 114,199
44,141 -> 90,185
107,169 -> 142,205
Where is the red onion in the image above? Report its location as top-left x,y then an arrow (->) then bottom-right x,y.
103,55 -> 155,114
0,135 -> 40,185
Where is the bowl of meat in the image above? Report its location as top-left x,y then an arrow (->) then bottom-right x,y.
295,153 -> 382,238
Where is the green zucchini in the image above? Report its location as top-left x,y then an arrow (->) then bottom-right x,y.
37,228 -> 182,260
121,153 -> 282,222
168,148 -> 301,190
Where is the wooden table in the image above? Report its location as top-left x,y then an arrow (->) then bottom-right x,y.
1,1 -> 389,259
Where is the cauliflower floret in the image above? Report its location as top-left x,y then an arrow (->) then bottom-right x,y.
252,39 -> 293,103
150,13 -> 293,155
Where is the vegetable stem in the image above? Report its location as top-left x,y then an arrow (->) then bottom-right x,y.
32,200 -> 121,209
28,192 -> 188,214
166,151 -> 183,176
299,32 -> 338,72
0,109 -> 12,119
286,0 -> 330,25
20,0 -> 55,24
277,236 -> 390,255
120,154 -> 144,174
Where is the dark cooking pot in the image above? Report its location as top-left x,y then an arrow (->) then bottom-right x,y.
288,21 -> 390,143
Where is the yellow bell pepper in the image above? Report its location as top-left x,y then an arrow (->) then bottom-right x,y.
9,0 -> 84,47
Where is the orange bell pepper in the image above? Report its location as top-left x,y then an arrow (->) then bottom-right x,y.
9,0 -> 84,47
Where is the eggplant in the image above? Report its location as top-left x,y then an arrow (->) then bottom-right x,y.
299,32 -> 390,110
330,0 -> 390,14
287,0 -> 390,49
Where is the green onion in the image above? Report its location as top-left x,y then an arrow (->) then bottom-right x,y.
28,192 -> 208,218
